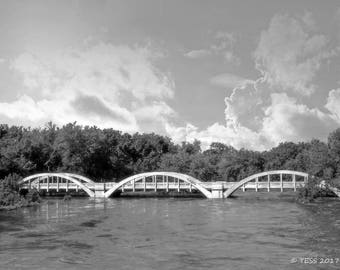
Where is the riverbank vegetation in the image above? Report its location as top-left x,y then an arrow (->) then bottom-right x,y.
0,173 -> 40,210
1,122 -> 340,201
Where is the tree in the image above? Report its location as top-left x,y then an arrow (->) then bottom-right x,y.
328,128 -> 340,177
264,142 -> 304,171
302,139 -> 335,180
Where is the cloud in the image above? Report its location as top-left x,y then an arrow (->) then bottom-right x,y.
0,42 -> 174,133
224,78 -> 270,131
0,95 -> 45,123
72,94 -> 131,123
171,13 -> 340,150
210,73 -> 251,89
1,13 -> 339,152
165,122 -> 269,151
133,101 -> 176,134
254,14 -> 334,96
261,93 -> 337,144
184,49 -> 211,59
211,32 -> 240,65
325,88 -> 340,120
168,90 -> 338,151
184,31 -> 240,64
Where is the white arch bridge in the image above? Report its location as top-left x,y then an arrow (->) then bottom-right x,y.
18,170 -> 315,199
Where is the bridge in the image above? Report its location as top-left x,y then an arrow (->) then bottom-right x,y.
18,170 -> 319,199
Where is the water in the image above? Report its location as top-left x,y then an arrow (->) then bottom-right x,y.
0,196 -> 339,270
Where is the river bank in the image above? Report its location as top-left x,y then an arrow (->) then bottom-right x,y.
0,200 -> 40,211
0,188 -> 41,211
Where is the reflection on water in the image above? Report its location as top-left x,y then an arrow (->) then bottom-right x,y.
0,197 -> 339,270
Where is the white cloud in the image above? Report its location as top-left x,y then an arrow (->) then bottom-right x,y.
166,121 -> 269,151
0,42 -> 175,133
325,88 -> 340,120
184,49 -> 211,59
168,90 -> 338,151
224,78 -> 269,131
0,95 -> 45,122
184,31 -> 240,64
1,13 -> 339,152
210,73 -> 251,89
254,14 -> 334,96
261,93 -> 337,144
211,32 -> 240,65
172,13 -> 340,151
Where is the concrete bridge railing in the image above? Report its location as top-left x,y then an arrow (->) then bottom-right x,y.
19,173 -> 96,197
223,170 -> 309,198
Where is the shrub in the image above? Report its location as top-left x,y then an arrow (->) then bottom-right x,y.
297,176 -> 337,202
0,173 -> 40,208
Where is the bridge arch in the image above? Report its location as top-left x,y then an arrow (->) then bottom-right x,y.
19,173 -> 95,197
104,172 -> 213,198
223,170 -> 308,198
60,173 -> 95,185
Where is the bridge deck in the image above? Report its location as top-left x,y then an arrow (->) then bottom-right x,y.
21,181 -> 305,192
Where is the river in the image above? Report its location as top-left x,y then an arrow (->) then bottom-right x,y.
0,195 -> 339,270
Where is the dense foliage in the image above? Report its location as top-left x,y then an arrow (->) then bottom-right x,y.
1,122 -> 340,186
0,173 -> 40,209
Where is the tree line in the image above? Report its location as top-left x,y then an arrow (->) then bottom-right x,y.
1,122 -> 340,183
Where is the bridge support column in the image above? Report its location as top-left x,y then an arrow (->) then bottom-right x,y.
47,176 -> 49,192
166,176 -> 169,192
211,183 -> 225,198
267,175 -> 270,192
94,183 -> 106,198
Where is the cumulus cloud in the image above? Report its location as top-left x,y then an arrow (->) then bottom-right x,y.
0,42 -> 175,133
325,88 -> 340,120
254,14 -> 334,96
166,122 -> 269,151
171,13 -> 340,150
224,78 -> 269,131
1,13 -> 339,152
261,93 -> 337,143
168,89 -> 338,151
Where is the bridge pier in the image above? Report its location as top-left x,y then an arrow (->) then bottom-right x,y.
94,183 -> 106,198
210,183 -> 225,198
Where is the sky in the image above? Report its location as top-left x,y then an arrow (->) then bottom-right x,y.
0,0 -> 339,150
